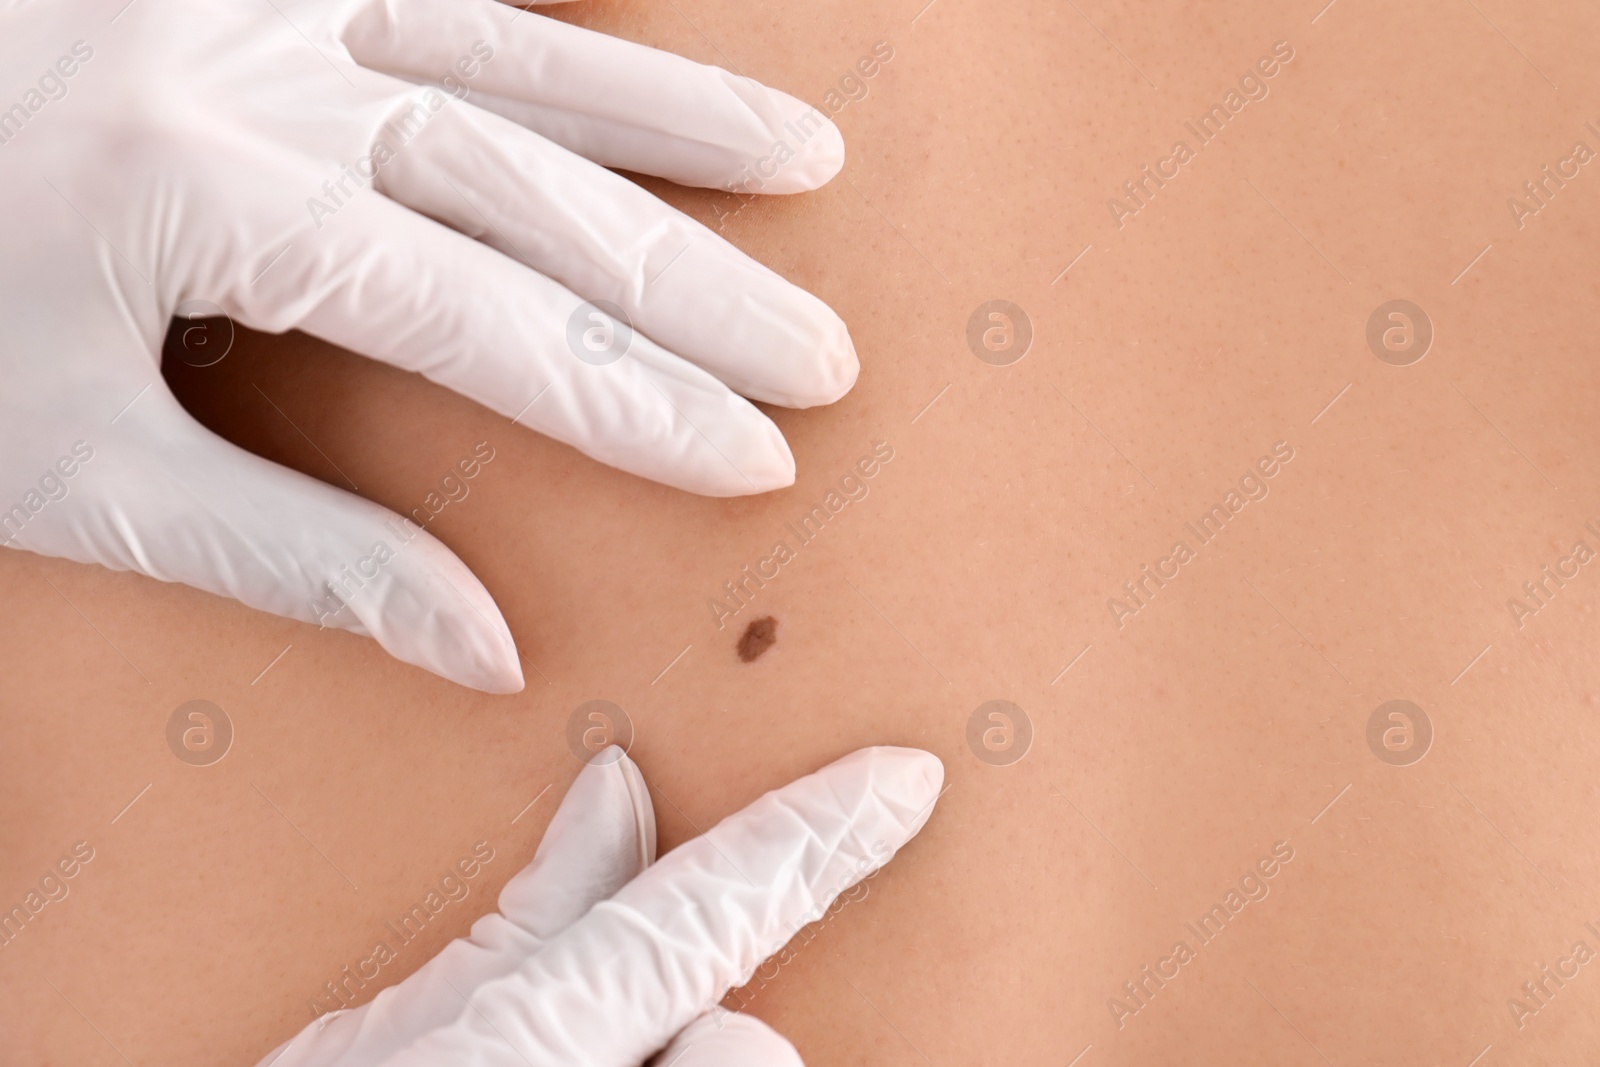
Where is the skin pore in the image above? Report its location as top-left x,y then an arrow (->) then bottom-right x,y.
6,0 -> 1600,1063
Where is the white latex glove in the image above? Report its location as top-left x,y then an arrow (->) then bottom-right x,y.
0,0 -> 856,693
256,746 -> 944,1067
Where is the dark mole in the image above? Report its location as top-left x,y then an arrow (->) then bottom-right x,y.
737,616 -> 778,662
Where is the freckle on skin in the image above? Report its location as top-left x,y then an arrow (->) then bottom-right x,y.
737,616 -> 777,662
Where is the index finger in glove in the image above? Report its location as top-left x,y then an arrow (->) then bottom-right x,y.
374,746 -> 944,1067
340,0 -> 844,193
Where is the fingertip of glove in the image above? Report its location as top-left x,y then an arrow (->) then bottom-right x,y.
584,746 -> 658,868
764,444 -> 798,492
475,654 -> 526,695
781,115 -> 845,192
761,111 -> 845,194
441,641 -> 523,693
728,418 -> 796,495
796,313 -> 860,408
459,618 -> 525,694
656,1012 -> 805,1067
618,750 -> 658,866
847,746 -> 945,834
884,746 -> 945,806
736,292 -> 859,411
351,529 -> 526,695
727,76 -> 846,195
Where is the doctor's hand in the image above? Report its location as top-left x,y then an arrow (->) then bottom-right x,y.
255,745 -> 944,1067
0,0 -> 855,693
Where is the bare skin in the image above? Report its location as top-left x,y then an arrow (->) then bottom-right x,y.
7,0 -> 1600,1063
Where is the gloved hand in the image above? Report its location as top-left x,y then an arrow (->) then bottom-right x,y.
255,745 -> 944,1067
0,0 -> 856,693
